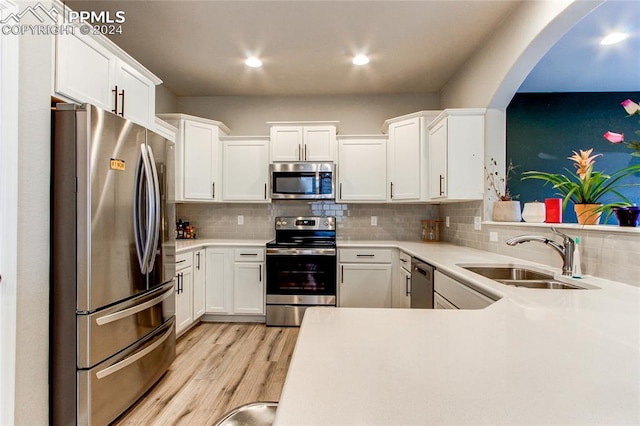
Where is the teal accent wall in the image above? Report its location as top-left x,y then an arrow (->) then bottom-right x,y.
506,92 -> 640,223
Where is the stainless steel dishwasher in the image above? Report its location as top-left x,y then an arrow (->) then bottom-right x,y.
411,258 -> 434,309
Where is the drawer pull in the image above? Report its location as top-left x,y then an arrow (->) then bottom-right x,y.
176,259 -> 186,264
240,253 -> 259,256
356,254 -> 375,257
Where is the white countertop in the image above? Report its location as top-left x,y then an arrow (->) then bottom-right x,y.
175,238 -> 269,253
273,241 -> 640,425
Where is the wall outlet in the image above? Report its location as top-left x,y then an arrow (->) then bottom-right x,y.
473,216 -> 481,231
445,216 -> 450,227
489,231 -> 499,242
237,215 -> 244,225
371,215 -> 377,226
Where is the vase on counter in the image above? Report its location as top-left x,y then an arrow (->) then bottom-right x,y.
574,203 -> 602,225
613,206 -> 640,227
492,200 -> 522,222
521,201 -> 546,223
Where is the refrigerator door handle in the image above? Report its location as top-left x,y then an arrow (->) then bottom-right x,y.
145,143 -> 161,274
139,144 -> 155,274
95,285 -> 173,326
133,152 -> 147,273
95,323 -> 173,379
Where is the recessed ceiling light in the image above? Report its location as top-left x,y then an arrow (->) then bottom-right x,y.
352,54 -> 370,66
245,57 -> 262,68
600,32 -> 629,45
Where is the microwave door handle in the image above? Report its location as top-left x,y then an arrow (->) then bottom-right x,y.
316,171 -> 320,195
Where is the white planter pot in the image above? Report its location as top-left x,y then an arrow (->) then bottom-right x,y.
492,200 -> 522,222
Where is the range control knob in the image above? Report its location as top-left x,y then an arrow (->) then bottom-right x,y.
276,221 -> 281,226
324,220 -> 329,226
282,220 -> 288,225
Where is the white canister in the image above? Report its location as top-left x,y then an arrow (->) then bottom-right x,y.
522,202 -> 546,223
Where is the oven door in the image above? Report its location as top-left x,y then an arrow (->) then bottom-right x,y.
266,250 -> 336,303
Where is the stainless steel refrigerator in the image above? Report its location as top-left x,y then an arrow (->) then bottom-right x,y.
51,104 -> 176,425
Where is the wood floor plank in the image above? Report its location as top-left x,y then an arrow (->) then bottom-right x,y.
112,322 -> 299,425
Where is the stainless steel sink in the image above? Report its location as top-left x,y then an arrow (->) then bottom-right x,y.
462,266 -> 585,290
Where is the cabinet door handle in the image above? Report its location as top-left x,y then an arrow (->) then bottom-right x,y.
339,182 -> 342,199
304,144 -> 307,160
212,182 -> 215,198
298,144 -> 302,160
340,265 -> 344,283
196,252 -> 200,270
259,264 -> 262,282
119,89 -> 125,116
406,275 -> 411,296
264,183 -> 267,200
180,273 -> 183,293
112,85 -> 118,114
439,175 -> 445,196
390,182 -> 394,199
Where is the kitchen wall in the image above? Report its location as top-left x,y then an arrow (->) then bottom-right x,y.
440,201 -> 640,287
177,202 -> 439,242
175,93 -> 439,135
156,85 -> 178,113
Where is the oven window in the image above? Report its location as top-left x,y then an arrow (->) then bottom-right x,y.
267,255 -> 336,295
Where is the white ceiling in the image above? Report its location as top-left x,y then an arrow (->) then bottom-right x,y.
64,0 -> 640,97
518,0 -> 640,93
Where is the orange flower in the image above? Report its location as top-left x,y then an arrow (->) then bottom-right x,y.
568,148 -> 602,180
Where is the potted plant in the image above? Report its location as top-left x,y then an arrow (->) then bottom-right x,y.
603,98 -> 640,226
603,98 -> 640,157
522,148 -> 640,225
485,158 -> 521,221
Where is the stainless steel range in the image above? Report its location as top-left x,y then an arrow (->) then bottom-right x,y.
266,217 -> 337,326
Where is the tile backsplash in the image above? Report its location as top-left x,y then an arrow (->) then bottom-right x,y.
176,201 -> 439,242
439,201 -> 640,287
177,200 -> 638,287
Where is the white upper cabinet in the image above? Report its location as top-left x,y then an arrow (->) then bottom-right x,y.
221,137 -> 270,202
55,29 -> 115,112
427,109 -> 486,202
157,114 -> 230,202
54,18 -> 160,128
269,122 -> 338,162
384,111 -> 440,202
337,136 -> 387,202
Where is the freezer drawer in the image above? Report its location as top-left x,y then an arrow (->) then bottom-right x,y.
77,281 -> 175,368
77,316 -> 176,425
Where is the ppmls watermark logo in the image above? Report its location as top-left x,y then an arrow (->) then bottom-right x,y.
1,2 -> 125,36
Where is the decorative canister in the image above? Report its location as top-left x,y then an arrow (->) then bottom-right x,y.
544,198 -> 562,223
421,220 -> 443,242
522,201 -> 546,223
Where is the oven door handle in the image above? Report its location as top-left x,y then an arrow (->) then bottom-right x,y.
266,248 -> 336,256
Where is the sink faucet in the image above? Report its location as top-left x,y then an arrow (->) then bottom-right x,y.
505,227 -> 575,276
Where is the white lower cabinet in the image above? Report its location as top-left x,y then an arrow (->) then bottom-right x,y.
392,251 -> 412,308
339,249 -> 392,308
193,249 -> 206,319
433,270 -> 495,309
175,252 -> 194,336
205,247 -> 265,317
205,248 -> 233,314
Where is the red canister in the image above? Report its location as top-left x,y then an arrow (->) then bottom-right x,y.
545,198 -> 562,223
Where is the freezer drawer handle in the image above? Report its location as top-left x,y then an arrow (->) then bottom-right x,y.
95,323 -> 173,379
95,287 -> 173,326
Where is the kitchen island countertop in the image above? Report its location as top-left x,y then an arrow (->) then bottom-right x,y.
275,241 -> 640,425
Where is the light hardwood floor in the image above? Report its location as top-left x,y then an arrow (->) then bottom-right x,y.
113,322 -> 300,425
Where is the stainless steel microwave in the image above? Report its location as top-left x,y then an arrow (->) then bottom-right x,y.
270,162 -> 335,200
